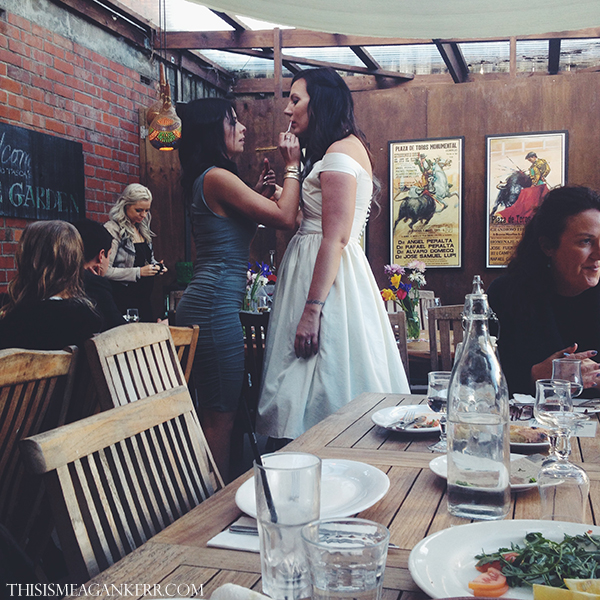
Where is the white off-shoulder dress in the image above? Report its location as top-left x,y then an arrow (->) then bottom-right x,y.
256,152 -> 410,440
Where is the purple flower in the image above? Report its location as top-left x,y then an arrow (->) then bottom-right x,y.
384,264 -> 405,277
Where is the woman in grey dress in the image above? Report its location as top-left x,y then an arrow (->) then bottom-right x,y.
175,98 -> 301,480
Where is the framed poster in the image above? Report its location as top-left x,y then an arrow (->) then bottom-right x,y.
486,131 -> 568,268
389,137 -> 463,268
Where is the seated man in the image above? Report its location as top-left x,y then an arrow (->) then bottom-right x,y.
74,219 -> 126,331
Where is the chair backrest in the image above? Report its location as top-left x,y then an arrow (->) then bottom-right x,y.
169,325 -> 199,383
417,290 -> 436,330
239,311 -> 270,424
20,385 -> 224,583
387,311 -> 410,381
85,323 -> 186,411
0,347 -> 78,548
428,304 -> 464,372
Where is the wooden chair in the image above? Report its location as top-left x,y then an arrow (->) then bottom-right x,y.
169,324 -> 199,383
428,304 -> 464,371
0,347 -> 78,560
85,323 -> 186,411
20,385 -> 224,583
387,311 -> 410,381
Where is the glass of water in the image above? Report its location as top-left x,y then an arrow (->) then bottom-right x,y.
552,358 -> 583,398
301,518 -> 390,600
427,371 -> 452,452
125,308 -> 140,323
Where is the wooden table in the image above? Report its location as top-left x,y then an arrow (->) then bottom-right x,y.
79,393 -> 600,600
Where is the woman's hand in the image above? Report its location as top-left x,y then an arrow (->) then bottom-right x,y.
531,343 -> 600,388
278,131 -> 301,167
140,264 -> 161,277
294,304 -> 321,359
255,158 -> 277,198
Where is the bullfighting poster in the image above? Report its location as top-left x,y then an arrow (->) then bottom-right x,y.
486,131 -> 568,267
389,137 -> 463,268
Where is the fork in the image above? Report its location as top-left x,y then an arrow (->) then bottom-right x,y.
389,408 -> 417,429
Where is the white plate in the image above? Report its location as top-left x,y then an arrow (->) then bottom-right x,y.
235,459 -> 390,519
371,405 -> 441,433
428,454 -> 537,491
408,520 -> 600,600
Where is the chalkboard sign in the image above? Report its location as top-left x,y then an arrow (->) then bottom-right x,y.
0,121 -> 85,221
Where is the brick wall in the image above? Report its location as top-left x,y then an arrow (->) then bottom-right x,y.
0,8 -> 157,291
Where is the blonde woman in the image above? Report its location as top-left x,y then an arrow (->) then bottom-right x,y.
0,220 -> 101,350
104,183 -> 167,322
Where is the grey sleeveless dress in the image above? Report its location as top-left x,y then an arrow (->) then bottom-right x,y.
176,168 -> 257,412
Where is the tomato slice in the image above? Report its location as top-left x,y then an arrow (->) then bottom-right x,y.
468,567 -> 508,595
475,553 -> 518,573
470,584 -> 509,597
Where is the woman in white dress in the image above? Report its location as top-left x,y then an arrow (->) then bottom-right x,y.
257,68 -> 410,444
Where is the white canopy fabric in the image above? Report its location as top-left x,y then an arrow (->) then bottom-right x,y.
193,0 -> 600,39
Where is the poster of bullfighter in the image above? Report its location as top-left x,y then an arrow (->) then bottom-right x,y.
389,137 -> 463,268
486,131 -> 568,268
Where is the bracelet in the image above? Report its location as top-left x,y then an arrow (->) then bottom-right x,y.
283,172 -> 301,182
306,299 -> 325,306
284,165 -> 301,175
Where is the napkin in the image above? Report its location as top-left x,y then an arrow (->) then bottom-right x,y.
206,515 -> 259,553
211,584 -> 269,600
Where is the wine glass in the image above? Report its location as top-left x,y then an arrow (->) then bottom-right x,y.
125,308 -> 140,323
534,379 -> 590,522
427,371 -> 451,452
552,358 -> 583,398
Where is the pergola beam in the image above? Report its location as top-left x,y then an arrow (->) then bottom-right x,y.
434,40 -> 469,83
210,9 -> 246,32
350,46 -> 382,70
548,38 -> 562,74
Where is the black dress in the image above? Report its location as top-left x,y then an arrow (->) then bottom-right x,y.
110,242 -> 155,322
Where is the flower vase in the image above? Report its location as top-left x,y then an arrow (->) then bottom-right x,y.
406,307 -> 421,341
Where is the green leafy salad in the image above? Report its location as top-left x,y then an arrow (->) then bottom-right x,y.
475,531 -> 600,588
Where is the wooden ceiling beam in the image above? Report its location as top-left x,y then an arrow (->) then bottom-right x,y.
434,40 -> 469,83
224,48 -> 413,80
166,27 -> 600,51
210,9 -> 246,32
350,46 -> 382,70
548,38 -> 561,74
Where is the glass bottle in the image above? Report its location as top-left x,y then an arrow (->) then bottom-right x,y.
446,275 -> 511,520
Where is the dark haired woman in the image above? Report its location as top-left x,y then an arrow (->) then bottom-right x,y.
257,68 -> 410,444
175,97 -> 301,480
488,185 -> 600,396
0,220 -> 101,350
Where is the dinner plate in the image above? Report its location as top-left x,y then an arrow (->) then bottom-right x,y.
428,454 -> 537,491
408,520 -> 600,600
235,459 -> 390,519
371,405 -> 441,433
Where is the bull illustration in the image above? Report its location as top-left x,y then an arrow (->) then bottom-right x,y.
490,170 -> 532,216
394,187 -> 437,231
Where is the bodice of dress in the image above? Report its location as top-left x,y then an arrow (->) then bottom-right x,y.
190,167 -> 257,273
298,152 -> 373,239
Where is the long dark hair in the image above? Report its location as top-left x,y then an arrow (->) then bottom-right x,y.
176,98 -> 239,202
292,68 -> 369,175
505,185 -> 600,309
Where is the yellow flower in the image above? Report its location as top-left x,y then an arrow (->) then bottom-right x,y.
390,274 -> 402,288
381,288 -> 396,301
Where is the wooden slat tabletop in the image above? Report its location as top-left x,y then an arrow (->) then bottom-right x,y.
77,392 -> 600,600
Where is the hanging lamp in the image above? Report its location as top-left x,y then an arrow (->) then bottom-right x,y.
147,0 -> 181,151
148,63 -> 181,151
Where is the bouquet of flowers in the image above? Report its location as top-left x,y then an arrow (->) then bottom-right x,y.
243,261 -> 277,312
381,260 -> 427,340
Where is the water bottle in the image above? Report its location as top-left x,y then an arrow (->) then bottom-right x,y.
446,275 -> 510,520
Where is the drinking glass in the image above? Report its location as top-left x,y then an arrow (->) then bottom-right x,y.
534,379 -> 590,522
125,308 -> 140,323
534,379 -> 573,463
255,452 -> 321,600
427,371 -> 451,452
552,358 -> 583,398
301,518 -> 389,600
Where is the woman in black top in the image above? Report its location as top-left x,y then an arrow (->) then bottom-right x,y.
488,185 -> 600,396
0,220 -> 101,350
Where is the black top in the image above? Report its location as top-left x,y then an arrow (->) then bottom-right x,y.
488,275 -> 600,397
0,298 -> 102,351
83,271 -> 126,331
